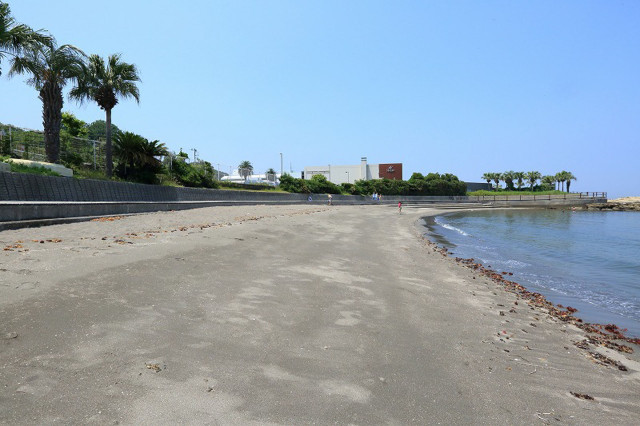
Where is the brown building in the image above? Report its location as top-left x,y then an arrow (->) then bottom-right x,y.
378,163 -> 403,180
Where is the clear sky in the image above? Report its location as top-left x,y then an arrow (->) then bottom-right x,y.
2,1 -> 639,198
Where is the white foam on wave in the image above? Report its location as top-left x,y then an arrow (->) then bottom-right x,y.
434,217 -> 470,236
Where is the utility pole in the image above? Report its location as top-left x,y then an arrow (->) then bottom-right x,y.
191,148 -> 197,163
217,163 -> 220,180
280,153 -> 283,178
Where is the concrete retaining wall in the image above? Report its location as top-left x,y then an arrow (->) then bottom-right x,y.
0,171 -> 606,225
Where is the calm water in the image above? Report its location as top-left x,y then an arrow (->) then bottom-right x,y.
425,209 -> 640,337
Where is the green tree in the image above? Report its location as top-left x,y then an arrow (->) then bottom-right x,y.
238,160 -> 253,182
481,172 -> 492,187
265,167 -> 277,182
526,171 -> 541,190
61,112 -> 88,137
70,53 -> 140,177
502,171 -> 516,190
490,172 -> 501,190
113,131 -> 145,178
565,172 -> 576,192
514,171 -> 525,190
541,175 -> 556,190
9,39 -> 85,163
0,2 -> 51,76
113,131 -> 167,183
85,120 -> 120,141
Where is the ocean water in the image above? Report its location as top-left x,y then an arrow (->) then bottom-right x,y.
425,209 -> 640,338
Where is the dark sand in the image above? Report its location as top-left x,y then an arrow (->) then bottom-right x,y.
1,204 -> 638,424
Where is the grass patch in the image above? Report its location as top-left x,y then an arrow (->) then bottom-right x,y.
3,160 -> 62,177
71,167 -> 110,180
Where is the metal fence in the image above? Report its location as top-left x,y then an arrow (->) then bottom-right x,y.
470,192 -> 607,202
0,124 -> 105,170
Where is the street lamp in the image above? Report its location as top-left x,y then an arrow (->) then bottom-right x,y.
280,153 -> 283,178
346,171 -> 350,183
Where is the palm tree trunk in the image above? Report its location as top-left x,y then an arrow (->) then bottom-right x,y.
40,82 -> 63,163
105,108 -> 113,177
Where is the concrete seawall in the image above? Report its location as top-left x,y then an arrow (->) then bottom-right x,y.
0,171 -> 605,227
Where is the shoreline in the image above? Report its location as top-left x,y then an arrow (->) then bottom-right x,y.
1,204 -> 639,423
415,207 -> 640,358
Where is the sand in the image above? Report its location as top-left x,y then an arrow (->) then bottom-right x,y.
1,204 -> 639,424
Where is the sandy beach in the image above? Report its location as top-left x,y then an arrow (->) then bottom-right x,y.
1,204 -> 639,424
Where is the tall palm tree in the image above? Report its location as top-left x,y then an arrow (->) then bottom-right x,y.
238,160 -> 253,182
526,171 -> 541,191
70,53 -> 140,177
491,172 -> 501,191
9,40 -> 85,163
514,171 -> 525,190
563,171 -> 576,192
0,2 -> 51,75
502,171 -> 516,190
481,172 -> 492,187
555,171 -> 566,191
541,175 -> 556,190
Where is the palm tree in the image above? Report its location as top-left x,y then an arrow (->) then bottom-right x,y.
266,167 -> 277,182
541,175 -> 556,190
113,131 -> 144,177
565,172 -> 576,192
555,171 -> 566,191
525,171 -> 541,191
514,171 -> 525,190
238,160 -> 253,182
114,132 -> 167,179
70,53 -> 140,177
502,171 -> 516,190
9,40 -> 85,163
491,172 -> 501,191
0,2 -> 51,76
481,172 -> 492,187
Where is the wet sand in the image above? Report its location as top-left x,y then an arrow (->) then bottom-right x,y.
1,204 -> 639,424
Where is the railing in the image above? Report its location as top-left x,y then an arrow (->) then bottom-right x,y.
470,192 -> 607,202
1,124 -> 105,169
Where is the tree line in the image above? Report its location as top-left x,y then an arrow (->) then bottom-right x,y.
279,172 -> 467,196
481,171 -> 577,192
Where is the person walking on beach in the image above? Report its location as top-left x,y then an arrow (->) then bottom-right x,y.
398,201 -> 402,213
328,194 -> 333,205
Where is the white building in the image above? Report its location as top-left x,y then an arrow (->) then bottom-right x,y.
304,157 -> 402,185
221,173 -> 285,186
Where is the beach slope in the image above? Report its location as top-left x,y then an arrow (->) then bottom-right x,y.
0,205 -> 638,424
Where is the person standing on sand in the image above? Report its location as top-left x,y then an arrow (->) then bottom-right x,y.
328,194 -> 333,205
398,201 -> 402,213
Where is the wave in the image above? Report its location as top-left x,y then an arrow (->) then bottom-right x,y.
434,217 -> 470,236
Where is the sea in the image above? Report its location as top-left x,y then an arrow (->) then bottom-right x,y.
424,209 -> 640,338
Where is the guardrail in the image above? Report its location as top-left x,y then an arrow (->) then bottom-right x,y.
469,192 -> 607,202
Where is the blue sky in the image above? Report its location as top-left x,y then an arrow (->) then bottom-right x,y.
2,1 -> 639,198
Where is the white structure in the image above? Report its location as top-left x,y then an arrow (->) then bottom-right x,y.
221,172 -> 286,186
304,157 -> 402,185
8,159 -> 73,177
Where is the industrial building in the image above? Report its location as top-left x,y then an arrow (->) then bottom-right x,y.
303,157 -> 402,185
